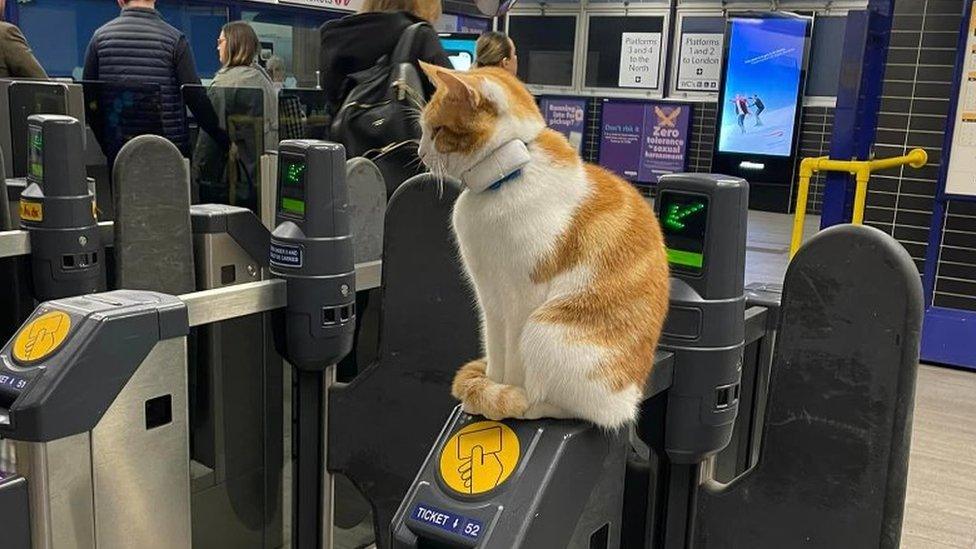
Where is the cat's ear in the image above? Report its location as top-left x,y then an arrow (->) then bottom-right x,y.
439,71 -> 482,108
419,62 -> 481,108
419,61 -> 446,87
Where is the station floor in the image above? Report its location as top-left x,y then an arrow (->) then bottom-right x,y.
301,211 -> 976,549
748,210 -> 976,549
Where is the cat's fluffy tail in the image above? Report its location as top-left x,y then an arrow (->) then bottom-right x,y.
452,359 -> 529,421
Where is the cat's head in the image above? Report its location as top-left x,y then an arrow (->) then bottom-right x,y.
418,62 -> 545,179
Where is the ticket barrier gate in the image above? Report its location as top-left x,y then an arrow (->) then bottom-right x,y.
393,173 -> 922,548
392,174 -> 749,548
0,139 -> 379,548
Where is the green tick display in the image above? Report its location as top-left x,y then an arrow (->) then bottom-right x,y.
658,192 -> 708,273
28,126 -> 44,183
279,155 -> 307,218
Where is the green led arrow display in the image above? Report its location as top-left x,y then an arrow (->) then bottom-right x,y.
663,201 -> 705,231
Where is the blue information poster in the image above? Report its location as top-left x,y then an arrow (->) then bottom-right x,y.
717,17 -> 808,158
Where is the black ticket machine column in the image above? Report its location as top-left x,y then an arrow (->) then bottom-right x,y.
19,115 -> 105,301
655,173 -> 748,464
0,291 -> 191,548
269,140 -> 355,549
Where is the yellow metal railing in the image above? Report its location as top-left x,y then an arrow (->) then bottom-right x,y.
790,148 -> 928,258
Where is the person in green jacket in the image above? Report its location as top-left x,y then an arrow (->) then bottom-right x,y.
0,0 -> 47,78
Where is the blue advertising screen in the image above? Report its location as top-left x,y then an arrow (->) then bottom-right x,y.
717,17 -> 809,157
440,34 -> 479,71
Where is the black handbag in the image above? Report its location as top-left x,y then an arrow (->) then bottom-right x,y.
331,22 -> 427,160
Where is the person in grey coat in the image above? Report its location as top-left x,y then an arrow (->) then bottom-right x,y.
193,21 -> 279,211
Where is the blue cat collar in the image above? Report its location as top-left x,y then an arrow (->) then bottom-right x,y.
488,169 -> 523,191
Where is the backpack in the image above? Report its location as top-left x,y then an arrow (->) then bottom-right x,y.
331,22 -> 428,160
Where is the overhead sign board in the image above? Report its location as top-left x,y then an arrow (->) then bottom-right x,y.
279,0 -> 364,12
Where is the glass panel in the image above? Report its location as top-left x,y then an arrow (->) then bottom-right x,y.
81,81 -> 163,166
278,89 -> 330,140
585,16 -> 666,90
509,15 -> 577,87
241,9 -> 340,89
7,82 -> 69,176
184,85 -> 268,214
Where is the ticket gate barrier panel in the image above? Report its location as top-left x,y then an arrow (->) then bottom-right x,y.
692,225 -> 922,548
188,203 -> 282,549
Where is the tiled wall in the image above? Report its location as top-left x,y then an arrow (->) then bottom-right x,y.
934,201 -> 976,311
864,0 -> 964,299
687,103 -> 718,173
797,106 -> 836,214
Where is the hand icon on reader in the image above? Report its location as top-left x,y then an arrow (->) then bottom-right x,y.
456,426 -> 505,494
13,311 -> 72,363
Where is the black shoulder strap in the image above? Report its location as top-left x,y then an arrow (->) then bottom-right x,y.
391,22 -> 427,65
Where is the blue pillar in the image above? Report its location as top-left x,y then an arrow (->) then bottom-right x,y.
819,0 -> 894,228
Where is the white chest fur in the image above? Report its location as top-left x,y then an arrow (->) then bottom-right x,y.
451,147 -> 590,386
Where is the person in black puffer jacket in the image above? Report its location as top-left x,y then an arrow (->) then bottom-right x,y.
83,0 -> 226,159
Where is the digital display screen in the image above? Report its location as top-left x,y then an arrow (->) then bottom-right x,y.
28,125 -> 43,184
659,192 -> 708,272
440,35 -> 478,71
717,17 -> 809,157
279,155 -> 306,218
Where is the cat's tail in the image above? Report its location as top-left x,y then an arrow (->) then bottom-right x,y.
452,359 -> 529,421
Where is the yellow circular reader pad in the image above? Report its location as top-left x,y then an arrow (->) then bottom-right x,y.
13,311 -> 72,364
439,420 -> 520,495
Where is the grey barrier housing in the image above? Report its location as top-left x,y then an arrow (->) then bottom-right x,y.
270,140 -> 357,549
19,115 -> 105,302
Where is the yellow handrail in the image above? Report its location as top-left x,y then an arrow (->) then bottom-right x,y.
789,148 -> 928,258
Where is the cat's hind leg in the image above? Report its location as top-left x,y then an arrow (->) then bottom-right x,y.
520,320 -> 640,429
522,401 -> 573,420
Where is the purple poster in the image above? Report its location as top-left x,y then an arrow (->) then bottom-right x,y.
540,97 -> 587,153
599,102 -> 645,180
600,100 -> 692,184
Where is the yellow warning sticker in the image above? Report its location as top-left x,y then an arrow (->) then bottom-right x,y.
19,200 -> 42,222
438,421 -> 520,495
12,311 -> 72,364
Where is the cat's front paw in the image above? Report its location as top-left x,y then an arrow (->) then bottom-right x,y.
461,398 -> 484,417
479,386 -> 529,422
452,358 -> 488,401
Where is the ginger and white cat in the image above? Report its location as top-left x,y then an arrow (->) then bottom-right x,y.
418,62 -> 670,429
